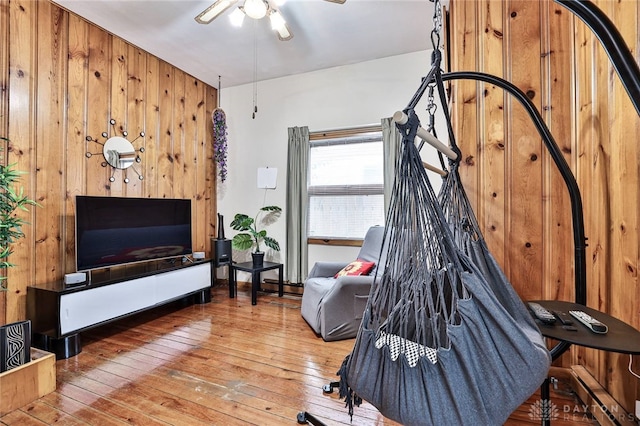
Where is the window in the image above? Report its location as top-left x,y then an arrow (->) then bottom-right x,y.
308,127 -> 385,241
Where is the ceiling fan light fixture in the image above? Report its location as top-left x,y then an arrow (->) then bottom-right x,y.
229,7 -> 245,26
275,25 -> 292,41
195,0 -> 237,24
269,9 -> 286,31
268,10 -> 292,40
243,0 -> 268,19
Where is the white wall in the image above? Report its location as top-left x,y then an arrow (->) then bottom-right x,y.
219,50 -> 445,281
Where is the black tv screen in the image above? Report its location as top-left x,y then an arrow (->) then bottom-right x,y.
75,196 -> 193,271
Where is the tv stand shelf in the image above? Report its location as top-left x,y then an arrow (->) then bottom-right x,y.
27,260 -> 213,359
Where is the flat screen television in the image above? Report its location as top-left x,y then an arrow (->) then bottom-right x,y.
75,196 -> 193,271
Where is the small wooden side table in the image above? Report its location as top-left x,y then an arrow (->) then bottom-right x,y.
230,261 -> 284,305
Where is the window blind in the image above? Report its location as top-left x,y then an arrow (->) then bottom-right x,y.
307,128 -> 384,239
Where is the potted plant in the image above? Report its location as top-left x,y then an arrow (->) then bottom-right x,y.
230,205 -> 281,266
0,136 -> 38,291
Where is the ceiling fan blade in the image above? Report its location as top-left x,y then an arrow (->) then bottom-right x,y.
324,0 -> 346,3
195,0 -> 239,24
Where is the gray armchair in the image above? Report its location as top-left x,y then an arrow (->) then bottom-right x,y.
301,226 -> 385,341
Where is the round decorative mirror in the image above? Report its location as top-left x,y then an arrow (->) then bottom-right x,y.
103,136 -> 136,169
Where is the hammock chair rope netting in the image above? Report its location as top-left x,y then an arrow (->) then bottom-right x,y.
335,59 -> 551,425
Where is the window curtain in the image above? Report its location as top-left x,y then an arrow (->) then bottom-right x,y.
382,117 -> 402,215
286,126 -> 309,284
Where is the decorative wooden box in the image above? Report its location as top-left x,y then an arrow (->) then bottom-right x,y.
0,319 -> 31,372
0,347 -> 56,415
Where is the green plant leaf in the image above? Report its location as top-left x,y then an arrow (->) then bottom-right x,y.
230,213 -> 253,231
260,205 -> 282,212
232,233 -> 254,251
263,236 -> 280,251
0,158 -> 39,289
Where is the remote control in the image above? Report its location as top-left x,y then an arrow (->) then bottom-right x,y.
553,310 -> 574,325
528,302 -> 556,324
569,310 -> 608,334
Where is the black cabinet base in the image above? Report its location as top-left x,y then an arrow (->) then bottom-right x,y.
194,288 -> 212,304
33,332 -> 81,360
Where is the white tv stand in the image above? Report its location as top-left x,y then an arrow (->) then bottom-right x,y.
27,260 -> 212,359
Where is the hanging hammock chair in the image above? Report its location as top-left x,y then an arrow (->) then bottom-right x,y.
336,51 -> 551,424
438,161 -> 542,335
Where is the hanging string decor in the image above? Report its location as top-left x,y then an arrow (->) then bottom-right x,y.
213,108 -> 228,182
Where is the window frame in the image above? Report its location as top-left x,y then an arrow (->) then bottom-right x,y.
307,125 -> 384,246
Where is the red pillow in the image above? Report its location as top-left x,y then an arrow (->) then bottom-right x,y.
335,259 -> 376,278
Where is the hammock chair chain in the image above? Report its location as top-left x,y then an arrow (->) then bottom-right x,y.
425,83 -> 437,133
430,0 -> 443,52
418,80 -> 441,161
407,0 -> 444,129
426,0 -> 441,135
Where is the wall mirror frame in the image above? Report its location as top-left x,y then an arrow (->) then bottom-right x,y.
85,118 -> 145,183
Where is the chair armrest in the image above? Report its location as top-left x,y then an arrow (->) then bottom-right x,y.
319,275 -> 376,341
308,261 -> 349,278
323,275 -> 375,301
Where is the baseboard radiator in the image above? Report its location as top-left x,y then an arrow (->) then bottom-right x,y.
569,365 -> 636,426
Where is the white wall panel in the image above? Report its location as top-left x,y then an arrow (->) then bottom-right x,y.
219,51 -> 444,279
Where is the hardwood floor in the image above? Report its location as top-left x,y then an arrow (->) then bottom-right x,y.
2,284 -> 598,425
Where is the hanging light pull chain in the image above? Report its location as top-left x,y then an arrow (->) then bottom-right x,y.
252,20 -> 258,119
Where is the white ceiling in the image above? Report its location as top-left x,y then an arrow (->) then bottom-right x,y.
52,0 -> 438,88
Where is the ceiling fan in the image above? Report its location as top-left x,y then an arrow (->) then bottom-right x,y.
195,0 -> 346,41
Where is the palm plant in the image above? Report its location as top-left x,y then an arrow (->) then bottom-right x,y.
230,205 -> 281,253
0,136 -> 38,291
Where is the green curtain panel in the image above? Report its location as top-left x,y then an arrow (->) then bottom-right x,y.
285,126 -> 309,284
381,117 -> 401,217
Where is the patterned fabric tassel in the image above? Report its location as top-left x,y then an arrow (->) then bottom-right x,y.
336,354 -> 361,420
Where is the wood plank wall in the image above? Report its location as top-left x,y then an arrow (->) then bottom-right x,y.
448,0 -> 640,415
0,1 -> 217,325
